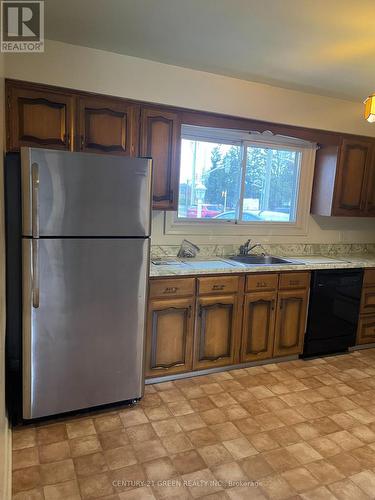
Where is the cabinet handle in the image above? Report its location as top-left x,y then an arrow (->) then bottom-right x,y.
169,190 -> 174,203
187,305 -> 192,318
64,133 -> 71,148
80,135 -> 84,150
31,163 -> 39,239
163,287 -> 178,294
32,239 -> 39,308
271,300 -> 275,311
212,284 -> 225,291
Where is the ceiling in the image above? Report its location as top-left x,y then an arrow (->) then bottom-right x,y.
45,0 -> 375,101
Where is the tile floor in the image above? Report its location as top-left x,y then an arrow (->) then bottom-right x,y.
11,348 -> 375,499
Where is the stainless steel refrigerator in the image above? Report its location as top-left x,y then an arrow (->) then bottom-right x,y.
8,147 -> 152,420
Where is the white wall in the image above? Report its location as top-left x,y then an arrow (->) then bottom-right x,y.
5,40 -> 375,137
151,212 -> 375,247
4,40 -> 375,246
0,51 -> 10,500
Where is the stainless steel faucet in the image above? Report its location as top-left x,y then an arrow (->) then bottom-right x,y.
238,239 -> 266,256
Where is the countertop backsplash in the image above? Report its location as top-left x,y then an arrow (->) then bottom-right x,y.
150,243 -> 375,259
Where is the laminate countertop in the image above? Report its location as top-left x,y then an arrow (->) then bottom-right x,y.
149,254 -> 375,278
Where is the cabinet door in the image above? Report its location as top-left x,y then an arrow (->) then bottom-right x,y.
7,85 -> 74,151
273,289 -> 308,357
333,138 -> 373,216
241,292 -> 277,362
357,315 -> 375,345
140,107 -> 181,211
364,148 -> 375,215
78,96 -> 139,155
194,295 -> 238,370
360,286 -> 375,315
146,297 -> 194,377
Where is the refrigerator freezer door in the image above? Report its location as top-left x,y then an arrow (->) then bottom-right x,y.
21,148 -> 152,237
22,238 -> 149,419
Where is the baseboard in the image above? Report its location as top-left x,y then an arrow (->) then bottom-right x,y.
349,342 -> 375,351
1,418 -> 11,500
146,354 -> 299,384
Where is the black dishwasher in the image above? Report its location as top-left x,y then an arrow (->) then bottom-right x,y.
302,269 -> 363,358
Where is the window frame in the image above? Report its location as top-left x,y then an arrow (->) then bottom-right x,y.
165,126 -> 317,237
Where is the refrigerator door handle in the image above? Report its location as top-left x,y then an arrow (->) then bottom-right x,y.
32,239 -> 40,308
31,162 -> 39,239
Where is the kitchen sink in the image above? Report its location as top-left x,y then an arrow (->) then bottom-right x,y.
229,255 -> 299,265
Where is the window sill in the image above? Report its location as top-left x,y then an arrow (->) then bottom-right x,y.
164,212 -> 310,237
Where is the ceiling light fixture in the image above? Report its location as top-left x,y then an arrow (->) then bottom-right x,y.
364,94 -> 375,122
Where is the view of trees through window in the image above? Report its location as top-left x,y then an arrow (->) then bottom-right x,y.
178,136 -> 301,223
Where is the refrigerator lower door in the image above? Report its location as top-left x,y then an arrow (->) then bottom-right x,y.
22,238 -> 149,419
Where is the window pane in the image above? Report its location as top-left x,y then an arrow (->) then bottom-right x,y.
178,138 -> 242,220
242,146 -> 301,222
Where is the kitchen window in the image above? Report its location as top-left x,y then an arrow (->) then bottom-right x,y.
167,125 -> 316,237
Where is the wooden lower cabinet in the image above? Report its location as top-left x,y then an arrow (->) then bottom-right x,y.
146,272 -> 310,378
241,292 -> 277,362
360,286 -> 375,315
193,294 -> 238,370
357,315 -> 375,345
357,269 -> 375,345
273,289 -> 308,357
145,297 -> 194,377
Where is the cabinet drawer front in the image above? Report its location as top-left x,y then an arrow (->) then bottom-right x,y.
361,286 -> 375,314
246,274 -> 278,292
198,276 -> 239,295
364,269 -> 375,287
149,278 -> 195,298
279,272 -> 310,290
357,315 -> 375,345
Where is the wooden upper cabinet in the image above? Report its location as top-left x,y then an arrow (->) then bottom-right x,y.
194,294 -> 238,370
78,96 -> 139,155
273,289 -> 308,357
145,297 -> 194,377
311,138 -> 375,217
7,84 -> 74,151
333,139 -> 373,216
140,107 -> 181,211
365,156 -> 375,216
241,292 -> 276,362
